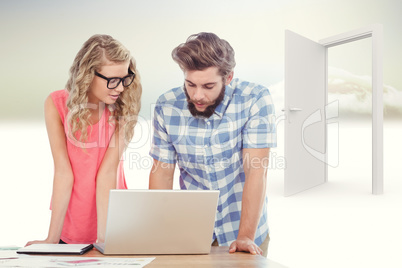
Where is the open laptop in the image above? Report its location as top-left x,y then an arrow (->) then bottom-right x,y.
94,189 -> 219,255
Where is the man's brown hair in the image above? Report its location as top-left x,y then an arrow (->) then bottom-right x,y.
172,32 -> 236,79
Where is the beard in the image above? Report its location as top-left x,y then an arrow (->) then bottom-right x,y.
184,84 -> 226,118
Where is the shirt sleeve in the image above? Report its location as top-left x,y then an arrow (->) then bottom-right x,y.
242,90 -> 277,148
149,100 -> 177,164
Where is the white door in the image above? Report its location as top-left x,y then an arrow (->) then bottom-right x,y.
284,30 -> 327,196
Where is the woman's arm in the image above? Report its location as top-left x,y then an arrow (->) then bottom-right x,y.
26,95 -> 74,246
95,123 -> 127,243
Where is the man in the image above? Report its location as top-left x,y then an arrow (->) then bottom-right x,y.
149,32 -> 276,257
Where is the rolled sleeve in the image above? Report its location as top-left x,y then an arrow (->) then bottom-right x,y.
242,91 -> 277,148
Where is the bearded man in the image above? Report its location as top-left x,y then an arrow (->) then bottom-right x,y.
149,32 -> 277,257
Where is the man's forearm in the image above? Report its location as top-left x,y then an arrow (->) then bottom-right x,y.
149,173 -> 174,189
238,172 -> 266,240
149,159 -> 175,189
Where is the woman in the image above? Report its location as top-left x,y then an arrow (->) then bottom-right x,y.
26,34 -> 142,245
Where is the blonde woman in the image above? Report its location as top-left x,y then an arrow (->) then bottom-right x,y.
26,34 -> 141,245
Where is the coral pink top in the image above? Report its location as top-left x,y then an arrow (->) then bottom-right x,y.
51,89 -> 127,244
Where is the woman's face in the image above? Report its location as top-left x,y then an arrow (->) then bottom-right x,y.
87,61 -> 130,105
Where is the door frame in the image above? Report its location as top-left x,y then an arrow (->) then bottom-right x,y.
319,24 -> 383,194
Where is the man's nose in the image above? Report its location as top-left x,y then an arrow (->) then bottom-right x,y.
192,88 -> 204,101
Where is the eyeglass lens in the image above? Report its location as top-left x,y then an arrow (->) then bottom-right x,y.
108,75 -> 134,89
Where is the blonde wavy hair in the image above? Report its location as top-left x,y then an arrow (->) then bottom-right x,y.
65,34 -> 142,146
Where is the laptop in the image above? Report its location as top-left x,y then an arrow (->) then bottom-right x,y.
94,189 -> 219,255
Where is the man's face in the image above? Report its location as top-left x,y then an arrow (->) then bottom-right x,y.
184,66 -> 232,118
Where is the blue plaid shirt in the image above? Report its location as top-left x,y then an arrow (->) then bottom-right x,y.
150,78 -> 277,246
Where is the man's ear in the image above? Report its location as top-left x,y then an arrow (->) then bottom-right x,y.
225,71 -> 234,85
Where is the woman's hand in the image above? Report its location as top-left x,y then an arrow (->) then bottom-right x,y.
25,238 -> 59,247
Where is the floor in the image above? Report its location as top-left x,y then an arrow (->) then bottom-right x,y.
266,120 -> 402,268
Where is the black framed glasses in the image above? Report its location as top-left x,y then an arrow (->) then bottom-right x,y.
94,69 -> 136,89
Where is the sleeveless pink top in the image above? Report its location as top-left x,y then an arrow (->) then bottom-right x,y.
51,89 -> 127,244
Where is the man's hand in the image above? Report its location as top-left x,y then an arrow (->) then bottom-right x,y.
228,236 -> 263,255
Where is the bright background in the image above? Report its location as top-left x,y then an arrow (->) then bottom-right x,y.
1,1 -> 401,267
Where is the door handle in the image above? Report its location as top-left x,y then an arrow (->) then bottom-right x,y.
289,107 -> 302,111
282,108 -> 303,112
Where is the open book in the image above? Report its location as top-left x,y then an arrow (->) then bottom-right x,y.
17,244 -> 93,255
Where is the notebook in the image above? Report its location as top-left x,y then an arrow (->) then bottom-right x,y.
94,189 -> 219,255
17,244 -> 93,255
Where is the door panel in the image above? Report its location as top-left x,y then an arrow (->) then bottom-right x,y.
284,30 -> 327,196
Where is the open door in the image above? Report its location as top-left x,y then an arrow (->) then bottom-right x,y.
284,25 -> 383,196
284,30 -> 327,196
